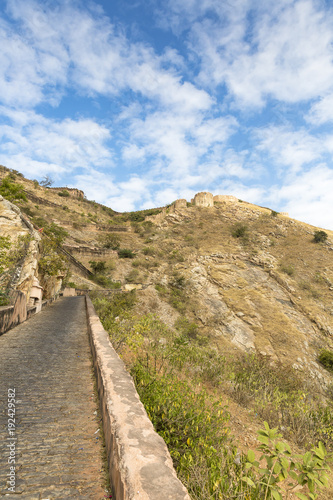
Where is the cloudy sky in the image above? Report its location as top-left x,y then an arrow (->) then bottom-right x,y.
1,0 -> 333,228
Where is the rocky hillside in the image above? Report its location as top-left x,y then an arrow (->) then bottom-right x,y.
1,165 -> 333,377
2,165 -> 333,497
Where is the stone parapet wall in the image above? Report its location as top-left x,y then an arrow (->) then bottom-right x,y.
48,187 -> 85,199
213,195 -> 238,203
0,291 -> 27,336
85,295 -> 191,500
0,291 -> 59,335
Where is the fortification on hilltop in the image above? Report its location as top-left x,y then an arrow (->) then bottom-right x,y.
191,192 -> 214,207
49,187 -> 85,199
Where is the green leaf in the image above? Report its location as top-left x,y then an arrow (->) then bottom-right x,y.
295,494 -> 310,500
303,452 -> 311,465
241,477 -> 255,487
281,457 -> 289,470
275,442 -> 285,452
247,449 -> 256,463
272,490 -> 282,500
289,470 -> 298,482
258,435 -> 269,446
273,463 -> 282,475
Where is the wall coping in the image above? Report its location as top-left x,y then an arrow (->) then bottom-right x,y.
85,295 -> 190,500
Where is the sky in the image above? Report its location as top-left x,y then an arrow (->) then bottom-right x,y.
0,0 -> 333,229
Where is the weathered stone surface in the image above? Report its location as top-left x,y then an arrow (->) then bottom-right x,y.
173,199 -> 187,210
192,192 -> 214,207
213,195 -> 238,203
86,296 -> 191,500
0,297 -> 107,498
0,197 -> 41,299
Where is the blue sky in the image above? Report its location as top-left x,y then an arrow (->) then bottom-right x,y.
1,0 -> 333,229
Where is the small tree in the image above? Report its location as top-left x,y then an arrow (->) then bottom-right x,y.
40,175 -> 54,187
313,230 -> 328,243
89,260 -> 107,274
100,233 -> 120,250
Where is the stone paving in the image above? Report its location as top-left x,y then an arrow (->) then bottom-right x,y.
0,297 -> 109,499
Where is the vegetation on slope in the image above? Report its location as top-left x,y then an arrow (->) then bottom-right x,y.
92,291 -> 332,499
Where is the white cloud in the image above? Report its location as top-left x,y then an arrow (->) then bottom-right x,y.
162,0 -> 333,108
0,108 -> 112,178
268,164 -> 333,229
255,126 -> 324,173
2,0 -> 212,114
124,110 -> 238,180
306,94 -> 333,125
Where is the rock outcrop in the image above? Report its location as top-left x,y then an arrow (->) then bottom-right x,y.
0,195 -> 41,301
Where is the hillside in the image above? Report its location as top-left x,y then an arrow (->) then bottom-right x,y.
1,165 -> 333,498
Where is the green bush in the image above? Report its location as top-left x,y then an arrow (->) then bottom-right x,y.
314,230 -> 328,243
58,190 -> 70,197
89,260 -> 106,274
318,350 -> 333,372
0,289 -> 10,306
118,248 -> 135,259
231,223 -> 248,238
100,233 -> 120,250
38,240 -> 68,276
0,236 -> 12,273
0,176 -> 27,202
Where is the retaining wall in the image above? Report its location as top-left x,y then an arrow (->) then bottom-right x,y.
85,296 -> 190,500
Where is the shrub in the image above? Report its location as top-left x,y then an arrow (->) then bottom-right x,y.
58,190 -> 70,197
231,223 -> 248,238
118,248 -> 135,259
280,264 -> 295,276
318,350 -> 333,373
91,274 -> 114,287
0,176 -> 27,202
0,236 -> 12,273
175,317 -> 198,339
271,210 -> 279,217
314,230 -> 328,243
67,282 -> 77,288
100,233 -> 120,250
125,269 -> 140,283
0,289 -> 10,306
45,222 -> 68,245
38,240 -> 67,276
89,260 -> 106,274
142,246 -> 155,256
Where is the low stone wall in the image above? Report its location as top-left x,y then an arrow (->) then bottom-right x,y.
0,291 -> 27,336
0,292 -> 59,335
85,296 -> 190,500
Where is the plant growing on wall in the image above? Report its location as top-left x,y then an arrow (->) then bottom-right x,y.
0,236 -> 11,274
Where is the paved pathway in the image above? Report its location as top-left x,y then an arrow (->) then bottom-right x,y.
0,297 -> 108,499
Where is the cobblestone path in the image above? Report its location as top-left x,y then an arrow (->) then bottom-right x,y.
0,297 -> 108,499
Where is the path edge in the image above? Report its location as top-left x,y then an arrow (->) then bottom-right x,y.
85,295 -> 191,500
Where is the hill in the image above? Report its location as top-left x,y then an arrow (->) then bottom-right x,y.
1,165 -> 333,498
